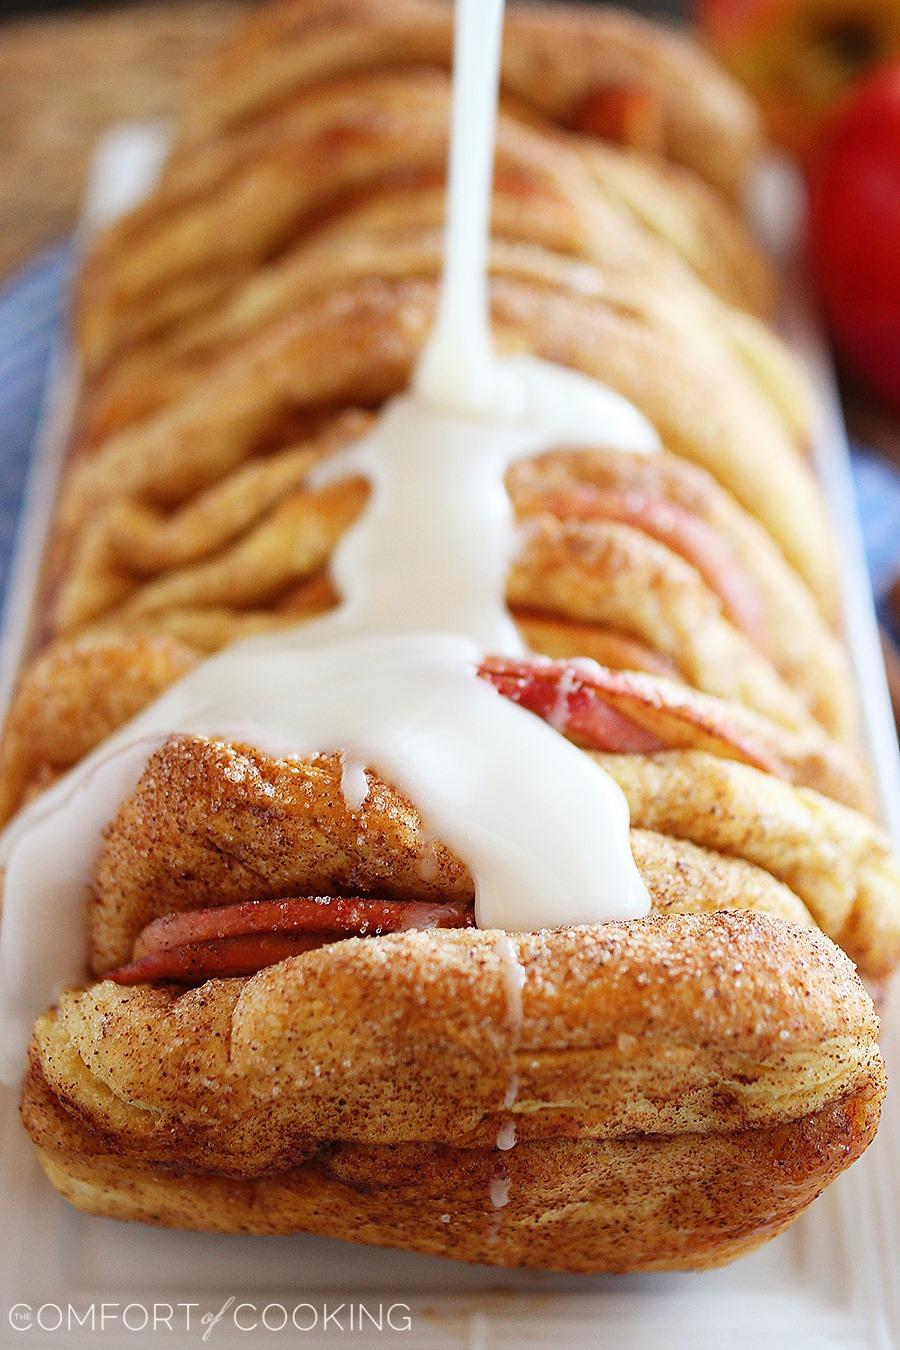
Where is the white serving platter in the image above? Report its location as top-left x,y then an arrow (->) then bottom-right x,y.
0,127 -> 898,1350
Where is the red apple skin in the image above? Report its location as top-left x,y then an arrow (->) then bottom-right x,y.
808,63 -> 900,413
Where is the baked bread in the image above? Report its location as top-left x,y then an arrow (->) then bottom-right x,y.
3,0 -> 895,1273
22,916 -> 883,1270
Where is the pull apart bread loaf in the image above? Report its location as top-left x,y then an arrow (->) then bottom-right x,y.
5,0 -> 897,1272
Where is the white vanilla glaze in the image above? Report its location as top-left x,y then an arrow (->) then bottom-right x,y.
0,0 -> 658,1084
489,1176 -> 512,1211
491,929 -> 525,1244
0,633 -> 648,1079
496,1121 -> 517,1152
494,932 -> 526,1152
339,753 -> 369,813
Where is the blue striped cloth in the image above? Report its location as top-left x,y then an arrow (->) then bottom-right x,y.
0,244 -> 898,638
853,447 -> 900,638
0,245 -> 71,596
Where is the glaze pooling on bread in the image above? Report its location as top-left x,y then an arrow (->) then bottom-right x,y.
62,278 -> 836,616
0,0 -> 667,1075
1,0 -> 896,1271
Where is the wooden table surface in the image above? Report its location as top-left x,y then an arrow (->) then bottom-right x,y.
0,1 -> 247,277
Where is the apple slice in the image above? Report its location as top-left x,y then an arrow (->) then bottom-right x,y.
479,657 -> 667,754
110,897 -> 475,985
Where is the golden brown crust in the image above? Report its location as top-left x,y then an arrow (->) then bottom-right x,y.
0,632 -> 200,822
22,914 -> 885,1269
83,733 -> 888,978
26,914 -> 883,1158
28,1085 -> 882,1271
511,447 -> 852,739
1,619 -> 863,833
600,751 -> 900,980
75,65 -> 765,379
41,432 -> 853,743
631,830 -> 813,927
183,0 -> 761,201
76,193 -> 790,447
59,278 -> 836,618
90,739 -> 470,974
511,516 -> 825,735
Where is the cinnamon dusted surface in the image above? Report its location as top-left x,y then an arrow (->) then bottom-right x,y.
22,914 -> 885,1269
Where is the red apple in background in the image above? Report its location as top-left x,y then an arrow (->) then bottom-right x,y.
696,0 -> 900,157
808,64 -> 900,414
